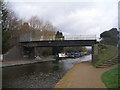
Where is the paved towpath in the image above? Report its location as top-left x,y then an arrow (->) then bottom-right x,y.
54,61 -> 117,88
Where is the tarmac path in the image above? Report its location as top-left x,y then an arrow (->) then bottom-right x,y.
54,61 -> 117,88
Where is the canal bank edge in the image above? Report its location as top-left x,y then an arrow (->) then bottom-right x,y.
1,59 -> 56,68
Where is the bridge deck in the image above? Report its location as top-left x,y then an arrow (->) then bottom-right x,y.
20,40 -> 98,47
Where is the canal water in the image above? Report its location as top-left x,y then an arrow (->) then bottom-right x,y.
2,55 -> 91,88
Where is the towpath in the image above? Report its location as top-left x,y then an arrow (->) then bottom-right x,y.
54,61 -> 117,88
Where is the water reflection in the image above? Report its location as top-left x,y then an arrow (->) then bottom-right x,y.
2,55 -> 91,88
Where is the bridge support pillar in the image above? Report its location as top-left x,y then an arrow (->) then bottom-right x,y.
92,44 -> 98,64
34,47 -> 39,56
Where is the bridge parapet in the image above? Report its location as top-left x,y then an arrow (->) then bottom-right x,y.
19,34 -> 96,42
64,35 -> 96,40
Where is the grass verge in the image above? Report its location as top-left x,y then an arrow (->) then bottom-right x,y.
94,44 -> 118,66
101,66 -> 119,88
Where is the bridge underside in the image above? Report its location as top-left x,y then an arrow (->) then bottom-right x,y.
19,40 -> 98,64
20,40 -> 97,47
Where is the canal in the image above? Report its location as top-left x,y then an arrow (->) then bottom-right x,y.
2,55 -> 91,88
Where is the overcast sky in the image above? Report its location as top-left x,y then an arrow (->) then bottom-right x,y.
7,0 -> 119,38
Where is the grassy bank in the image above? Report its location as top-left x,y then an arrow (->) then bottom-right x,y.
101,66 -> 119,88
94,44 -> 118,66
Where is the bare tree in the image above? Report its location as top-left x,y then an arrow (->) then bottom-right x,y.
29,16 -> 43,30
28,16 -> 57,40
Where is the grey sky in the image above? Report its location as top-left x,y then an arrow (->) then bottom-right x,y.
7,0 -> 119,38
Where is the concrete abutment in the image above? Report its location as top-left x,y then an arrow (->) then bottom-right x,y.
92,44 -> 98,64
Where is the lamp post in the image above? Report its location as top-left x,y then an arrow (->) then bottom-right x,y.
118,28 -> 120,49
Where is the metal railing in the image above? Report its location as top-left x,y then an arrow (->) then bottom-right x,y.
64,35 -> 96,40
20,34 -> 96,42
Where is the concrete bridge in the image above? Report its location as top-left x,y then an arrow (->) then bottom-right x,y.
19,35 -> 99,64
